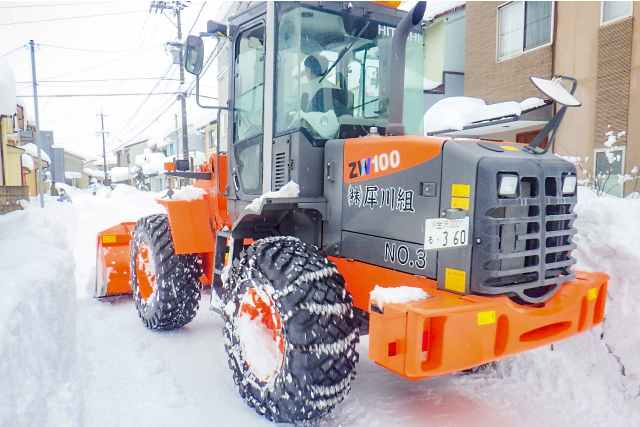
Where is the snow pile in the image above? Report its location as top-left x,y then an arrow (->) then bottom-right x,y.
423,96 -> 545,134
172,185 -> 207,201
0,200 -> 81,426
369,285 -> 431,308
0,56 -> 17,115
245,181 -> 300,214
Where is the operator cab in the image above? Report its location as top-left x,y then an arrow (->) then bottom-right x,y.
187,2 -> 424,204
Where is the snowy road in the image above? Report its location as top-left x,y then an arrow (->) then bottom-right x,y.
2,185 -> 640,426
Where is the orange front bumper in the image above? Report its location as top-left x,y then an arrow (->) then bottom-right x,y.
331,258 -> 608,380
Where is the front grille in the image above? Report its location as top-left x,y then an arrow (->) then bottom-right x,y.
274,152 -> 287,190
472,162 -> 577,304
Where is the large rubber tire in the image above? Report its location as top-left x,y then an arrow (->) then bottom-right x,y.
130,214 -> 202,330
222,236 -> 359,423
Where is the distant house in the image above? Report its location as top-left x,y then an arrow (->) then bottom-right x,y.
463,1 -> 639,197
63,150 -> 87,188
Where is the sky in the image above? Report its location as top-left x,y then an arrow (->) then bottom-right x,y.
1,0 -> 226,160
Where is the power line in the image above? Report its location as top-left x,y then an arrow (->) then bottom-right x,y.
0,2 -> 133,8
2,44 -> 27,57
15,92 -> 180,98
16,77 -> 179,84
37,43 -> 163,53
0,9 -> 148,26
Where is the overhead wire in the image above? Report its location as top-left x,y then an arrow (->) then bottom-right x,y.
0,9 -> 148,26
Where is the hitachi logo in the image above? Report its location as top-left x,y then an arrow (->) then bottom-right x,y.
348,150 -> 400,179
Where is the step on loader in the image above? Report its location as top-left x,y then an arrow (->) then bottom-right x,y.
96,1 -> 608,423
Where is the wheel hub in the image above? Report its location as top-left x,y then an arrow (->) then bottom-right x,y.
135,242 -> 156,301
237,287 -> 285,382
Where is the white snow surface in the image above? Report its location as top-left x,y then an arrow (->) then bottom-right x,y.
20,153 -> 34,171
108,166 -> 130,183
245,181 -> 300,214
370,285 -> 431,308
423,96 -> 545,134
1,185 -> 640,426
21,142 -> 52,164
171,185 -> 207,201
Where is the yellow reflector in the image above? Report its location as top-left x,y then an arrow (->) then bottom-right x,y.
478,311 -> 497,326
102,235 -> 117,244
588,288 -> 598,301
501,145 -> 519,151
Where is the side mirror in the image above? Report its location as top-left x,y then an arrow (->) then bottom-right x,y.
206,20 -> 228,37
184,35 -> 204,76
531,76 -> 581,107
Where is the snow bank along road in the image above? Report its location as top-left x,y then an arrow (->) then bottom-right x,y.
1,185 -> 639,426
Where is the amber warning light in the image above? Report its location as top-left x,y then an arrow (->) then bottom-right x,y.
165,162 -> 176,171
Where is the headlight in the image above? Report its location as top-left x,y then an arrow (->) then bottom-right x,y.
562,175 -> 577,195
498,174 -> 519,197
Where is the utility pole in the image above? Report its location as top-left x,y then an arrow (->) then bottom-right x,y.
96,110 -> 109,185
29,40 -> 44,208
150,1 -> 190,169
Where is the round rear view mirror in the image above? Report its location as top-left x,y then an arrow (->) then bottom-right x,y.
531,76 -> 581,107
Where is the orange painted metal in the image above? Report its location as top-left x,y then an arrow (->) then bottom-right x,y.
96,153 -> 230,295
371,1 -> 402,8
343,135 -> 444,183
95,222 -> 136,297
330,257 -> 608,380
134,242 -> 155,301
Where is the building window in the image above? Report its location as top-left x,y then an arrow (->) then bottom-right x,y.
209,129 -> 216,149
498,1 -> 553,60
594,146 -> 625,197
601,1 -> 632,25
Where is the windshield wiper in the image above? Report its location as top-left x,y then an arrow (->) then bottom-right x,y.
319,21 -> 370,83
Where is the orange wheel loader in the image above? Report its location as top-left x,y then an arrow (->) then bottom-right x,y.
95,1 -> 608,423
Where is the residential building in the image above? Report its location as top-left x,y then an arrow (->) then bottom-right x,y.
64,150 -> 88,188
203,119 -> 218,162
423,4 -> 467,112
464,1 -> 639,197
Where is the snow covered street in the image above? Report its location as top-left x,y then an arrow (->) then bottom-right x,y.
1,185 -> 640,426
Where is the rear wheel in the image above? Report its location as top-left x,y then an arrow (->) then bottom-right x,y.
223,236 -> 359,423
130,214 -> 202,330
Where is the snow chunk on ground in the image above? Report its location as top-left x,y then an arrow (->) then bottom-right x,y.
109,166 -> 130,183
245,181 -> 300,214
172,186 -> 207,201
370,285 -> 431,308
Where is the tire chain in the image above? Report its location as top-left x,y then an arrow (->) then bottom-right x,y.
130,214 -> 202,330
222,236 -> 359,423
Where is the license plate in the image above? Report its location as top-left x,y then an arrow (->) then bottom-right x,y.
424,217 -> 470,250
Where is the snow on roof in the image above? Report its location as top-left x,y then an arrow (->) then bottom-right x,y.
21,143 -> 51,163
83,168 -> 105,178
423,96 -> 545,134
109,166 -> 130,183
21,153 -> 34,171
0,57 -> 17,116
191,110 -> 216,131
64,171 -> 82,179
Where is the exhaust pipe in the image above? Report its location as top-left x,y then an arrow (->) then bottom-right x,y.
386,1 -> 427,136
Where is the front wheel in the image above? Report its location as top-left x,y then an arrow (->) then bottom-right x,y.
130,214 -> 202,330
223,236 -> 359,423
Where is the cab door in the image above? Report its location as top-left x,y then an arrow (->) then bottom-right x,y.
230,21 -> 266,198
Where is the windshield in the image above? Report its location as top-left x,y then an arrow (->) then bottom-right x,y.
275,5 -> 424,142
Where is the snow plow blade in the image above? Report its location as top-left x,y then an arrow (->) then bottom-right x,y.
332,258 -> 608,381
95,222 -> 135,297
